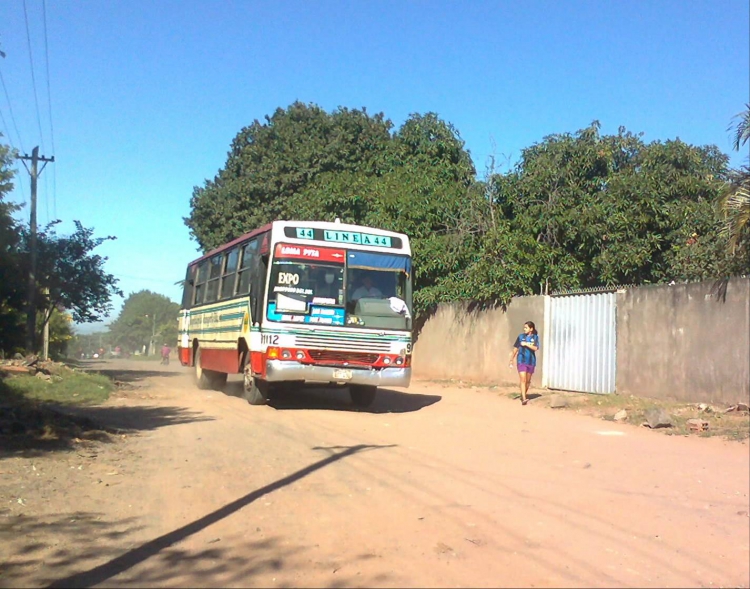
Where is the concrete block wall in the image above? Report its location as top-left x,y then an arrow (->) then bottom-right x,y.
616,277 -> 750,405
412,277 -> 749,405
412,296 -> 545,386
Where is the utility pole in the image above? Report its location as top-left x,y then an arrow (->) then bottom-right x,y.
17,147 -> 55,354
42,288 -> 50,361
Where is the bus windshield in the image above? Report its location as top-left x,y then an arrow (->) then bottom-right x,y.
267,245 -> 412,330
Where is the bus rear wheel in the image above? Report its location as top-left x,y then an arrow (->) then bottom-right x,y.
349,384 -> 377,408
194,348 -> 227,391
243,373 -> 268,405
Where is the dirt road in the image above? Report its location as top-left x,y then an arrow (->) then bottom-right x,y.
1,359 -> 749,588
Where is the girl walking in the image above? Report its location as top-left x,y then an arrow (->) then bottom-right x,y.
509,321 -> 540,405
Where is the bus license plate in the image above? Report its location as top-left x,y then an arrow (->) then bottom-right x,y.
332,369 -> 352,380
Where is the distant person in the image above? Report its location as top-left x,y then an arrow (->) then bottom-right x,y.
352,275 -> 383,300
509,321 -> 540,405
160,343 -> 171,365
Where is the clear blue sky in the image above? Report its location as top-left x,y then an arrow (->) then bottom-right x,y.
1,0 -> 748,332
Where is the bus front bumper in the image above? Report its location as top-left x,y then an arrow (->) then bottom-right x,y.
265,361 -> 411,388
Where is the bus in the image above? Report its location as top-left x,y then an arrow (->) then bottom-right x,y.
178,219 -> 413,407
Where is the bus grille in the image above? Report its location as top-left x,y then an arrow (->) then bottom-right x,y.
294,334 -> 392,353
308,350 -> 379,366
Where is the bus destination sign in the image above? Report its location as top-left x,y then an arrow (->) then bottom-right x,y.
293,227 -> 393,247
275,243 -> 346,263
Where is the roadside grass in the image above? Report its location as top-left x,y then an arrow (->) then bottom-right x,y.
505,389 -> 750,441
3,370 -> 113,405
0,368 -> 116,449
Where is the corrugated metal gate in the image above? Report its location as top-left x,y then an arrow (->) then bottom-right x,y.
544,291 -> 617,394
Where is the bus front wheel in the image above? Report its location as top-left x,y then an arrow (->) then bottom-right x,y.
349,384 -> 377,408
243,373 -> 268,405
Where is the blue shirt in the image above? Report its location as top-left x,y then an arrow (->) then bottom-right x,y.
514,333 -> 540,366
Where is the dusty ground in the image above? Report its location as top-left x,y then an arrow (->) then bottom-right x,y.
1,359 -> 749,589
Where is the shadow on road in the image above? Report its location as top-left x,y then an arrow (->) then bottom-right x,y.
2,511 -> 392,589
0,511 -> 145,588
0,380 -> 212,458
223,381 -> 442,413
46,444 -> 395,588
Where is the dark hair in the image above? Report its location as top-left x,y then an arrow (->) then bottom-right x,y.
524,321 -> 537,335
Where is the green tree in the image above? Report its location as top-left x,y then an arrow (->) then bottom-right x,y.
185,103 -> 483,314
185,102 -> 394,251
21,221 -> 123,351
0,137 -> 25,354
720,105 -> 750,268
38,308 -> 74,359
491,122 -> 735,291
107,290 -> 180,354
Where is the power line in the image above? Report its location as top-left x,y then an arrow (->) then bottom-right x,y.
22,0 -> 46,153
0,101 -> 29,206
0,108 -> 27,206
0,108 -> 16,152
0,68 -> 26,154
42,0 -> 56,219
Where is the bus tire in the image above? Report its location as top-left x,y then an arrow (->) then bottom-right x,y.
210,371 -> 228,390
194,347 -> 212,390
243,373 -> 268,405
349,384 -> 377,408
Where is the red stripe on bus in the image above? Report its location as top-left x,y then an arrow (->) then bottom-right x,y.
274,243 -> 346,263
178,347 -> 191,366
250,350 -> 266,378
198,348 -> 240,374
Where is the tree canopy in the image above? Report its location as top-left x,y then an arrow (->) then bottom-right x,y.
28,220 -> 123,324
0,138 -> 25,352
721,104 -> 750,261
106,290 -> 180,354
0,134 -> 123,355
186,103 -> 746,315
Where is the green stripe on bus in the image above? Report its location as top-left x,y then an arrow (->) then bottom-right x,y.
187,301 -> 247,315
219,312 -> 245,321
189,327 -> 243,334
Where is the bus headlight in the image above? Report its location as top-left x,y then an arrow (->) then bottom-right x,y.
395,357 -> 404,366
295,350 -> 305,360
281,350 -> 292,360
382,356 -> 392,365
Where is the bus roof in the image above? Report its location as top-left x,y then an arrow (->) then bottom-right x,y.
187,220 -> 410,267
187,222 -> 273,267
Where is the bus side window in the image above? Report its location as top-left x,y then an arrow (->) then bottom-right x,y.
182,265 -> 196,309
193,261 -> 208,306
204,255 -> 222,303
251,253 -> 268,325
237,239 -> 258,295
220,247 -> 239,299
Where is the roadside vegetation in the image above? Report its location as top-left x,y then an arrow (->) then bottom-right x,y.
0,362 -> 115,450
186,102 -> 750,316
2,104 -> 748,439
4,104 -> 748,359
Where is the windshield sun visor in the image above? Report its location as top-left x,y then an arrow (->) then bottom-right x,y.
347,251 -> 411,274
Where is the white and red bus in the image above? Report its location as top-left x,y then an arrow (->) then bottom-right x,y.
178,220 -> 413,407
